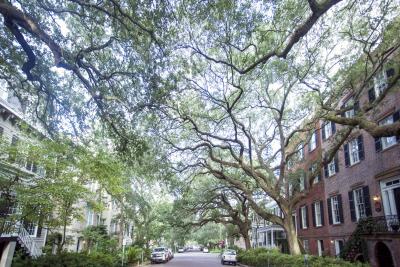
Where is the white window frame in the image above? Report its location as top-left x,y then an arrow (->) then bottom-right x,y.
327,160 -> 336,177
299,175 -> 305,191
331,196 -> 341,225
301,206 -> 307,229
317,240 -> 323,256
314,201 -> 322,227
323,121 -> 333,139
374,69 -> 388,96
344,98 -> 355,118
349,139 -> 360,165
353,188 -> 366,221
297,144 -> 304,160
26,222 -> 38,237
303,240 -> 309,253
86,208 -> 95,226
309,132 -> 317,151
334,240 -> 343,257
379,115 -> 397,150
311,164 -> 320,184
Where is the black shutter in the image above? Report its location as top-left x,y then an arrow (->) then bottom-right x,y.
331,122 -> 336,134
393,111 -> 400,142
349,191 -> 356,222
299,208 -> 303,229
358,135 -> 365,161
334,154 -> 339,173
320,201 -> 325,226
368,88 -> 376,103
337,194 -> 344,223
322,124 -> 326,141
312,203 -> 316,227
327,198 -> 333,225
363,186 -> 372,217
324,162 -> 329,178
344,143 -> 350,167
305,205 -> 309,228
375,137 -> 382,152
386,68 -> 395,78
354,101 -> 360,115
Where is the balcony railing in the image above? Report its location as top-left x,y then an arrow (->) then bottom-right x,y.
359,215 -> 400,234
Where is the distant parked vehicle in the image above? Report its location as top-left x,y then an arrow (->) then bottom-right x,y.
151,247 -> 169,264
178,247 -> 185,253
221,250 -> 237,266
203,247 -> 209,253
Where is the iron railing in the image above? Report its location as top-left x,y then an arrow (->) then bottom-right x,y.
359,215 -> 400,234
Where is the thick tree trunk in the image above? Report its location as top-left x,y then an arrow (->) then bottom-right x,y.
284,218 -> 301,255
242,232 -> 251,250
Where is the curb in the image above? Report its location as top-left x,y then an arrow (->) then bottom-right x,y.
237,263 -> 251,267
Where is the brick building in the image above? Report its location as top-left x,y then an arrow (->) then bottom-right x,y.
293,55 -> 400,267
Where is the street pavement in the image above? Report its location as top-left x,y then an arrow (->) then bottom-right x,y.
145,251 -> 228,267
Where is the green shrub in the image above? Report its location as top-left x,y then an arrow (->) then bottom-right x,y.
127,246 -> 148,263
237,248 -> 370,267
12,251 -> 119,267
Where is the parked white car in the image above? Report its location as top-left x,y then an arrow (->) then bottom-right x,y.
203,247 -> 209,253
221,250 -> 237,266
178,247 -> 185,253
151,247 -> 169,263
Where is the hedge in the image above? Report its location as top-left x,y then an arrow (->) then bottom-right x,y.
237,248 -> 370,267
12,251 -> 119,267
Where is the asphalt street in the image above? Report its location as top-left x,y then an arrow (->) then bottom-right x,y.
145,251 -> 233,267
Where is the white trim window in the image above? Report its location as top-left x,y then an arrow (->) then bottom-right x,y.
299,174 -> 305,191
26,222 -> 38,237
314,201 -> 322,227
349,139 -> 360,165
354,188 -> 367,220
297,143 -> 304,161
308,131 -> 317,152
334,240 -> 344,257
378,115 -> 397,150
303,240 -> 309,253
327,160 -> 336,177
301,206 -> 308,229
86,208 -> 95,226
344,98 -> 355,118
317,240 -> 324,256
331,196 -> 341,225
374,69 -> 388,96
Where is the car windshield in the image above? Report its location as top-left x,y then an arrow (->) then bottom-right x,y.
224,250 -> 236,255
153,248 -> 166,252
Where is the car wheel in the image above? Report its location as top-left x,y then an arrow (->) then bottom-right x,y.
221,260 -> 225,265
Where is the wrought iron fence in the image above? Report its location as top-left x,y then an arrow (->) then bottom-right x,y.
359,215 -> 400,234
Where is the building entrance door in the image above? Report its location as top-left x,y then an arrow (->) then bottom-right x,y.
375,242 -> 394,267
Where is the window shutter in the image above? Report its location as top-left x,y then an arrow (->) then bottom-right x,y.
375,137 -> 382,152
357,135 -> 365,161
0,126 -> 3,137
386,68 -> 395,78
299,208 -> 303,229
363,186 -> 372,217
315,130 -> 319,147
331,122 -> 336,134
324,162 -> 329,178
312,203 -> 316,227
320,201 -> 325,226
327,198 -> 333,225
348,191 -> 356,222
393,111 -> 400,142
334,154 -> 339,173
322,124 -> 326,141
337,194 -> 344,223
344,144 -> 350,167
308,141 -> 312,152
305,205 -> 309,228
368,88 -> 376,103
